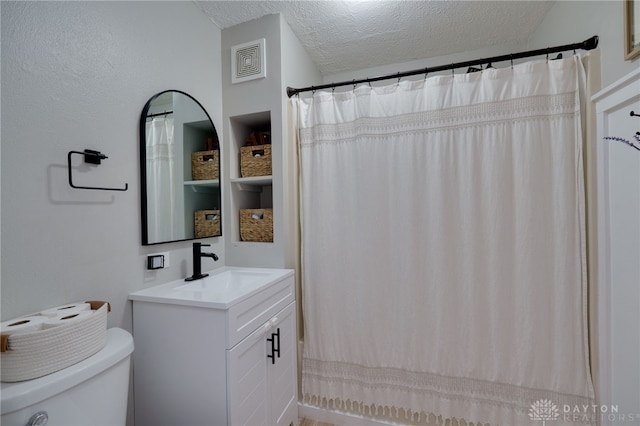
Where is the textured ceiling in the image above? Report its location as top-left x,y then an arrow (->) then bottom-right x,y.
194,1 -> 554,76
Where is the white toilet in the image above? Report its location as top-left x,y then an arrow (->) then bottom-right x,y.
1,327 -> 134,426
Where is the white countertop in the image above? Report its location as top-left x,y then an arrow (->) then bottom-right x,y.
129,266 -> 294,309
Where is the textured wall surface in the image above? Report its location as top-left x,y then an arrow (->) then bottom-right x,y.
1,1 -> 223,326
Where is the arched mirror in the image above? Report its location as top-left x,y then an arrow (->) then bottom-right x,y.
140,90 -> 221,245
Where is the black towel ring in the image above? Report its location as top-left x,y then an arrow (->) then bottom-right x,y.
67,150 -> 128,191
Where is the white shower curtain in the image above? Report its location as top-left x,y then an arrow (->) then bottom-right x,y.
294,56 -> 595,425
145,117 -> 178,242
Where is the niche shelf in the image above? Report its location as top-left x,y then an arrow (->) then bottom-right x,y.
229,111 -> 273,243
230,176 -> 272,192
181,118 -> 221,238
184,179 -> 220,193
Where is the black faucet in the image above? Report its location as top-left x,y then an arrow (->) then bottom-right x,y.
185,242 -> 219,281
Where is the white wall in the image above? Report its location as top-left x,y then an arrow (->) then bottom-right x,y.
1,1 -> 224,328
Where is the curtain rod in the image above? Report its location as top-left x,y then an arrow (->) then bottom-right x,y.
146,110 -> 174,118
286,35 -> 599,98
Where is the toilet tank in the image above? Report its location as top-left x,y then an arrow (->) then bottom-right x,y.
1,327 -> 134,426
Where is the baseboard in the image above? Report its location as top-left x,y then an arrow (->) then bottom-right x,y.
298,402 -> 402,426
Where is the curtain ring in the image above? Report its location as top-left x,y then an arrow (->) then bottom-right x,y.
510,54 -> 514,69
451,64 -> 455,76
424,68 -> 429,80
352,79 -> 356,90
546,48 -> 549,63
396,72 -> 401,84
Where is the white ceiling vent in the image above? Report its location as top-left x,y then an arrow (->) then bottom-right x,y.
231,38 -> 266,84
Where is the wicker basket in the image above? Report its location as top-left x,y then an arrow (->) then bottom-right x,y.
0,301 -> 110,382
192,150 -> 219,180
240,209 -> 273,242
240,145 -> 271,177
195,210 -> 221,238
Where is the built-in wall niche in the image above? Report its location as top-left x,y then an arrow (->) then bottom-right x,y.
229,111 -> 271,178
181,119 -> 221,240
229,111 -> 273,243
183,120 -> 219,181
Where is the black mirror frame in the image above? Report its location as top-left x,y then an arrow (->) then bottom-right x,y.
140,90 -> 221,245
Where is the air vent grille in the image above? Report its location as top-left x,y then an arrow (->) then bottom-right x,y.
232,39 -> 266,84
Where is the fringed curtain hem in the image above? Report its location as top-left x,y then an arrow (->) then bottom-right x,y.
303,394 -> 488,426
303,358 -> 596,425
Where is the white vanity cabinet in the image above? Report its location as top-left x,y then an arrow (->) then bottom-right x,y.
228,301 -> 296,426
129,268 -> 297,426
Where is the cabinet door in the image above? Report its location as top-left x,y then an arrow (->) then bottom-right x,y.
268,301 -> 298,426
227,323 -> 269,426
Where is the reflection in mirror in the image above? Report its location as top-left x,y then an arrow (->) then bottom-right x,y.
140,90 -> 221,245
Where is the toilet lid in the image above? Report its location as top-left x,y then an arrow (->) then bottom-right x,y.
1,328 -> 133,415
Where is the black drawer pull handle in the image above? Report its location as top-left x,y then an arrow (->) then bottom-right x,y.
274,328 -> 280,359
266,328 -> 281,364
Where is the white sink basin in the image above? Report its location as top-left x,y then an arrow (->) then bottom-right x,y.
129,267 -> 294,309
173,269 -> 273,296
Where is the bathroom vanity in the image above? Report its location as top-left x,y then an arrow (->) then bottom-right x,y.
129,267 -> 297,426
